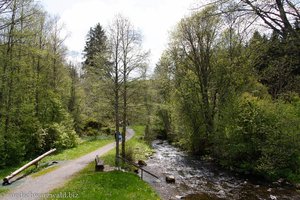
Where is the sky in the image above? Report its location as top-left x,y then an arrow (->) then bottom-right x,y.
41,0 -> 199,70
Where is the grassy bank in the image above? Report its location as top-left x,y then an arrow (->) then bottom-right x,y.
48,163 -> 160,200
101,125 -> 154,166
44,136 -> 113,162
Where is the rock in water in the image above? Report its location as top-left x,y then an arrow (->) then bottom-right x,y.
270,195 -> 277,200
138,160 -> 147,166
217,190 -> 225,197
175,195 -> 183,199
166,175 -> 175,183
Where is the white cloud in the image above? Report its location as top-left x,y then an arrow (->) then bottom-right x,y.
42,0 -> 198,70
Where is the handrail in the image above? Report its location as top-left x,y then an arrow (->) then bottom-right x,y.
117,155 -> 159,180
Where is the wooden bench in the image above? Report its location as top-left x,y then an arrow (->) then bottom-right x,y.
95,155 -> 104,172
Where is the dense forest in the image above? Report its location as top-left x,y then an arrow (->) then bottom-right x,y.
0,0 -> 300,184
0,0 -> 148,168
0,0 -> 79,167
150,0 -> 300,182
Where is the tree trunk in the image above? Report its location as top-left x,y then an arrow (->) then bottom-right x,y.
114,45 -> 120,167
121,67 -> 127,158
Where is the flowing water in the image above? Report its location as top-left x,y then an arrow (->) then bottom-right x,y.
142,140 -> 300,200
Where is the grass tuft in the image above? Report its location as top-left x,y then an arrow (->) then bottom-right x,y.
32,166 -> 60,178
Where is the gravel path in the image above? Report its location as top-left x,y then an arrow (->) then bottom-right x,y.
0,129 -> 134,200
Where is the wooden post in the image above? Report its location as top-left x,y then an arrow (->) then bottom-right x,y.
2,148 -> 56,185
117,155 -> 159,180
141,169 -> 144,180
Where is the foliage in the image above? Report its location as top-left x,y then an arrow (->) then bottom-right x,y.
248,31 -> 300,97
213,93 -> 300,180
149,4 -> 300,182
0,1 -> 80,168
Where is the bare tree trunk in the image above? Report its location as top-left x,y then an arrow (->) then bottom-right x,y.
113,30 -> 120,167
114,62 -> 120,166
121,62 -> 127,158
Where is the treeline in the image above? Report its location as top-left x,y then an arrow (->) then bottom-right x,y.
149,1 -> 300,182
0,0 -> 79,167
0,0 -> 149,168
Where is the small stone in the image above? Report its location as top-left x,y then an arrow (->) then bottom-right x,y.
217,190 -> 225,197
277,178 -> 284,183
175,195 -> 183,199
166,175 -> 175,183
267,188 -> 272,192
155,179 -> 161,183
270,194 -> 277,200
295,183 -> 300,189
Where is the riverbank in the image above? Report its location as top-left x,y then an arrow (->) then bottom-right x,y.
142,140 -> 300,200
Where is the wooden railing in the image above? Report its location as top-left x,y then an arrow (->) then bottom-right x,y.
2,148 -> 56,185
117,155 -> 159,180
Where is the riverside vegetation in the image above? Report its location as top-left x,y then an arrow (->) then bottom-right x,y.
0,0 -> 299,195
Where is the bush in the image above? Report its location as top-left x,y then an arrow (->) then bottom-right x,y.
214,93 -> 300,181
82,118 -> 104,137
46,123 -> 79,150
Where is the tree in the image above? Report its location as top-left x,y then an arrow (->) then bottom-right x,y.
107,15 -> 149,163
248,30 -> 300,97
119,16 -> 148,158
108,16 -> 122,166
0,0 -> 78,167
202,0 -> 300,38
81,23 -> 111,134
83,23 -> 107,68
171,6 -> 220,147
201,0 -> 300,97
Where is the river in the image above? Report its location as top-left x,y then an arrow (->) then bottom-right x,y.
142,140 -> 300,200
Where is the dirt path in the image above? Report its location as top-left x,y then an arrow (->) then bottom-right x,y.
0,129 -> 134,200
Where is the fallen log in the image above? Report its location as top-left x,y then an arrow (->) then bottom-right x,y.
2,148 -> 56,185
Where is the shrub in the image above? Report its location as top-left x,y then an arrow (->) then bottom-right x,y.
214,93 -> 300,181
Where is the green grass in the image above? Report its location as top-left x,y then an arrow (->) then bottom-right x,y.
43,136 -> 114,162
0,166 -> 20,180
0,135 -> 114,195
0,188 -> 9,195
32,166 -> 60,178
128,125 -> 154,160
101,125 -> 154,166
48,163 -> 160,200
